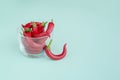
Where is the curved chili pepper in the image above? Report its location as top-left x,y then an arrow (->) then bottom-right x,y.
25,37 -> 44,48
36,36 -> 48,44
44,40 -> 67,60
33,32 -> 50,38
46,19 -> 54,35
22,38 -> 45,51
22,38 -> 45,54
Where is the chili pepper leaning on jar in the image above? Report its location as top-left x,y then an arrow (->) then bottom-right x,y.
45,40 -> 67,60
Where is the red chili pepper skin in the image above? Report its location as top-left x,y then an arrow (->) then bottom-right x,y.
37,22 -> 47,33
25,37 -> 44,48
36,22 -> 44,33
32,28 -> 39,37
22,22 -> 32,30
46,21 -> 54,35
25,49 -> 41,54
33,32 -> 50,38
31,22 -> 39,37
22,38 -> 46,54
23,31 -> 32,37
22,38 -> 45,50
23,27 -> 32,37
36,36 -> 48,44
38,25 -> 44,33
25,22 -> 32,27
45,40 -> 67,60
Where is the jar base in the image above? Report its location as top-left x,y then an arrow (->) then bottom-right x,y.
20,45 -> 43,58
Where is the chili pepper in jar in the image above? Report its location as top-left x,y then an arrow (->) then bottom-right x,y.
22,22 -> 32,31
23,28 -> 32,37
37,22 -> 47,33
31,22 -> 39,37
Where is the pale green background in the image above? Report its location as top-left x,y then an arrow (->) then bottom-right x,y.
0,0 -> 120,80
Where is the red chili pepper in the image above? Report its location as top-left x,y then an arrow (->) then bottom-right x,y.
45,40 -> 67,60
33,32 -> 50,38
31,22 -> 39,37
25,37 -> 44,48
31,22 -> 48,37
23,28 -> 32,37
22,22 -> 32,30
36,36 -> 48,44
46,20 -> 54,35
23,32 -> 31,37
22,38 -> 43,50
37,22 -> 47,33
26,49 -> 41,54
22,38 -> 45,54
36,22 -> 43,33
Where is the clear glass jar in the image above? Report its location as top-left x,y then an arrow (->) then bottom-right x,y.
18,27 -> 48,57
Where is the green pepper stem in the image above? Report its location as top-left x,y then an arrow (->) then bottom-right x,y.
31,22 -> 37,27
47,39 -> 53,49
25,28 -> 31,32
42,21 -> 47,27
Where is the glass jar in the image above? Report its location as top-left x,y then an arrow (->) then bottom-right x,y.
18,27 -> 48,57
